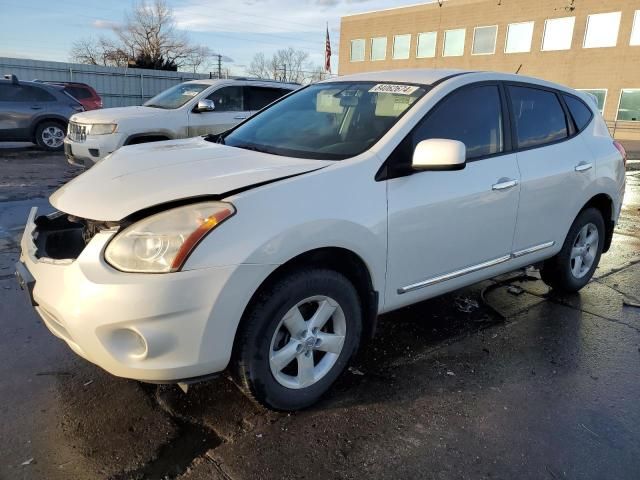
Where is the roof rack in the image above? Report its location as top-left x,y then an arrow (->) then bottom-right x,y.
233,77 -> 301,86
3,74 -> 19,85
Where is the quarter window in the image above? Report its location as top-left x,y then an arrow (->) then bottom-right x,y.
542,17 -> 575,51
443,29 -> 465,57
393,34 -> 411,60
472,26 -> 497,55
505,21 -> 534,53
583,12 -> 621,48
416,32 -> 437,58
508,85 -> 568,148
371,37 -> 387,61
617,89 -> 640,121
350,39 -> 365,62
207,86 -> 244,112
563,95 -> 593,131
412,85 -> 503,160
631,11 -> 640,46
577,89 -> 606,113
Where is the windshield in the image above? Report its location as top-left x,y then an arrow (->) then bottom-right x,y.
219,82 -> 427,160
144,83 -> 210,109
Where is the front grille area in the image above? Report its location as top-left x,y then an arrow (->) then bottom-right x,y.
33,212 -> 119,260
68,122 -> 87,142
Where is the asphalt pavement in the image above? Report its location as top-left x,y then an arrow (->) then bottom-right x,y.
1,146 -> 639,480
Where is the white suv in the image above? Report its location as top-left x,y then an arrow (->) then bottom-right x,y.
17,69 -> 626,410
63,79 -> 298,167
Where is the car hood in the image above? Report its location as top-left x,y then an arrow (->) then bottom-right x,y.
70,106 -> 170,124
50,137 -> 333,221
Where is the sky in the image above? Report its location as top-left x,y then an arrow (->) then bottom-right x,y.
0,0 -> 426,75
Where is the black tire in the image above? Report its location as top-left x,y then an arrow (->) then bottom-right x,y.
234,269 -> 362,411
540,207 -> 605,292
35,121 -> 66,152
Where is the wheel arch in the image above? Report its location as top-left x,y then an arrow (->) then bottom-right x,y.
580,193 -> 614,253
231,247 -> 379,361
30,116 -> 68,140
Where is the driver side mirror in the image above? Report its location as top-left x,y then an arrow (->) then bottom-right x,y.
412,139 -> 466,171
195,99 -> 215,113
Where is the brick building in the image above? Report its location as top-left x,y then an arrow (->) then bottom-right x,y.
338,0 -> 640,138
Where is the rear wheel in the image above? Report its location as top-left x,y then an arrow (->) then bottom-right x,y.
540,208 -> 604,292
234,269 -> 362,411
35,121 -> 65,151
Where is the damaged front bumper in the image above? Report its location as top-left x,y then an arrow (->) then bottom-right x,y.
15,207 -> 248,382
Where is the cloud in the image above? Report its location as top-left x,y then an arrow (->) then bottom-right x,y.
92,19 -> 121,30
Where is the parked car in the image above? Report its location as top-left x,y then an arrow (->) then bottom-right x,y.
63,78 -> 299,167
16,69 -> 626,410
0,74 -> 84,151
36,81 -> 102,111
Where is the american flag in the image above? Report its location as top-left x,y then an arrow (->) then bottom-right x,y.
325,24 -> 331,73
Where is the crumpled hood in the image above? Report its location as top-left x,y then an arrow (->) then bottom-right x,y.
70,106 -> 168,124
50,137 -> 332,221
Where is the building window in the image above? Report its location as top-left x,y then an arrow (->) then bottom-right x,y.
350,39 -> 365,62
617,90 -> 640,121
542,17 -> 575,51
443,29 -> 465,57
370,37 -> 387,61
505,21 -> 535,53
583,12 -> 621,48
472,25 -> 497,55
577,89 -> 607,113
417,31 -> 437,58
393,34 -> 411,60
631,11 -> 640,45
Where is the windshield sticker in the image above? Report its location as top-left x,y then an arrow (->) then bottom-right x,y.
369,84 -> 420,95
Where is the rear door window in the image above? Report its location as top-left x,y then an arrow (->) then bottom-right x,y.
14,85 -> 56,102
508,85 -> 568,149
563,94 -> 593,131
246,87 -> 289,110
207,86 -> 244,111
411,84 -> 504,160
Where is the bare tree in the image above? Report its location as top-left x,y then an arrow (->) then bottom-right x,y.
248,48 -> 323,84
70,37 -> 129,67
70,0 -> 213,71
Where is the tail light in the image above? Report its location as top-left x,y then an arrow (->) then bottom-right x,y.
613,140 -> 627,167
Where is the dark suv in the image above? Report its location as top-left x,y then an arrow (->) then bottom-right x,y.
0,75 -> 84,151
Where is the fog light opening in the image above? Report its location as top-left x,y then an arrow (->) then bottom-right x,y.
112,328 -> 148,360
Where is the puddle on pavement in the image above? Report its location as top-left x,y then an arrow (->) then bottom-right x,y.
110,420 -> 221,480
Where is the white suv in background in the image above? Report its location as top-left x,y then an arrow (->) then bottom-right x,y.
17,69 -> 626,411
64,79 -> 298,167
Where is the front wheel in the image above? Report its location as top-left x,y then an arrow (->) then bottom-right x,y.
540,207 -> 605,292
234,269 -> 362,411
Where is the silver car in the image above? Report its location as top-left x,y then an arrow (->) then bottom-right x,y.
0,75 -> 84,151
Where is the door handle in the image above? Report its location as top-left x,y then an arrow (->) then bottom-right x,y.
30,105 -> 42,110
233,115 -> 248,120
492,178 -> 518,191
575,162 -> 593,172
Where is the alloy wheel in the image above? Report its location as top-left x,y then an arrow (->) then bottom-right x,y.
570,222 -> 599,278
269,295 -> 346,390
41,125 -> 65,148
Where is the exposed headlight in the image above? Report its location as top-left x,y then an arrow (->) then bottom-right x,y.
105,202 -> 235,273
88,123 -> 117,135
